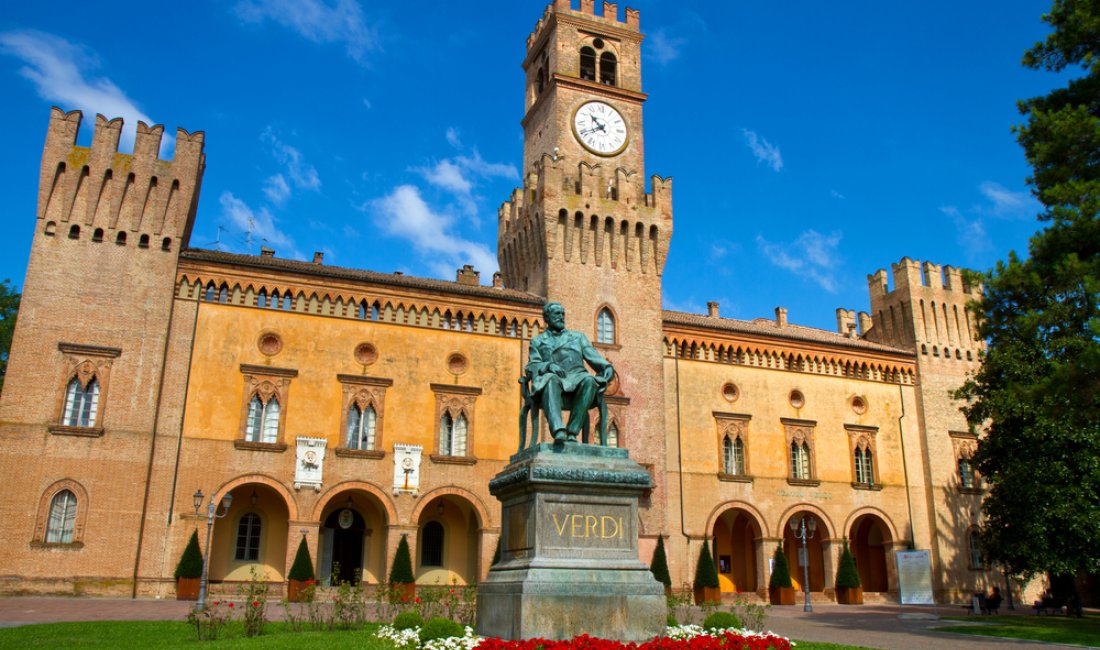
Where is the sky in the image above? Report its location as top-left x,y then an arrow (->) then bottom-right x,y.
0,1 -> 1066,333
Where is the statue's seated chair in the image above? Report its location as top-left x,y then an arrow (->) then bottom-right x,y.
518,374 -> 609,451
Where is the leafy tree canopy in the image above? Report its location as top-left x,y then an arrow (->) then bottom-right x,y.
957,0 -> 1100,579
0,279 -> 20,393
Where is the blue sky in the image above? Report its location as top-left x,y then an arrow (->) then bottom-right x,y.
0,1 -> 1062,332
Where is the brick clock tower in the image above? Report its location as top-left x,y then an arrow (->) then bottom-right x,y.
497,0 -> 672,538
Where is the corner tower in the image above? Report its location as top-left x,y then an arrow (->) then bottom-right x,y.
497,0 -> 671,536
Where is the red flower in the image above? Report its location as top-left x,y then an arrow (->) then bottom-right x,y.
213,601 -> 220,606
401,596 -> 407,603
252,601 -> 259,607
228,602 -> 234,608
415,597 -> 421,604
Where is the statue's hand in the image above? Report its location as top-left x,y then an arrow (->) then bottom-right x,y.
546,363 -> 566,378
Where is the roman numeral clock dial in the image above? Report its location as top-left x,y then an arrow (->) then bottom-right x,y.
572,101 -> 628,156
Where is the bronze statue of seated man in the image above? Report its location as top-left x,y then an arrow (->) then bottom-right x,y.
526,301 -> 614,443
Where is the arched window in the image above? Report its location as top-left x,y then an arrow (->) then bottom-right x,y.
346,403 -> 377,450
115,231 -> 126,245
439,412 -> 468,456
68,224 -> 80,239
536,66 -> 546,95
62,376 -> 99,427
607,422 -> 619,448
790,441 -> 811,480
92,228 -> 104,242
579,46 -> 596,80
139,234 -> 150,248
597,308 -> 615,344
46,489 -> 77,544
599,52 -> 617,85
967,529 -> 984,569
235,513 -> 261,561
204,282 -> 216,301
161,237 -> 172,251
245,394 -> 280,443
958,457 -> 975,488
257,289 -> 268,308
421,521 -> 444,567
282,293 -> 293,311
855,447 -> 874,485
724,435 -> 745,475
357,301 -> 368,320
218,285 -> 229,304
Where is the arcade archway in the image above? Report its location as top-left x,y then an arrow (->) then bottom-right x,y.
782,510 -> 830,593
416,494 -> 481,585
318,489 -> 389,585
849,513 -> 891,592
711,507 -> 761,593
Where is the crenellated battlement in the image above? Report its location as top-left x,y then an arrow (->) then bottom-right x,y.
527,0 -> 640,52
863,257 -> 983,362
36,107 -> 206,245
496,152 -> 672,291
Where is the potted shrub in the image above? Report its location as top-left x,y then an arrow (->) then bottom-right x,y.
388,534 -> 416,600
768,545 -> 795,605
287,537 -> 315,602
174,530 -> 203,601
650,536 -> 672,596
692,542 -> 720,605
834,540 -> 863,604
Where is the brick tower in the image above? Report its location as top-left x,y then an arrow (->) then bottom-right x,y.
0,108 -> 205,592
865,258 -> 985,580
496,0 -> 671,537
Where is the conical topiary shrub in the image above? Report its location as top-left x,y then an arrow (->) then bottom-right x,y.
835,540 -> 863,604
175,530 -> 204,579
287,537 -> 315,602
768,544 -> 794,605
693,542 -> 720,604
389,534 -> 415,599
174,530 -> 203,601
649,536 -> 672,592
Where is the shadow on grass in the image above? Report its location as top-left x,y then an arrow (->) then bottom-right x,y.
936,614 -> 1100,647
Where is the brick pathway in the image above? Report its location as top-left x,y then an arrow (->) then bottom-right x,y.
0,597 -> 1094,649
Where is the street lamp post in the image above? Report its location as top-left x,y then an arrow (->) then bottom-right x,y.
192,489 -> 234,612
789,514 -> 817,613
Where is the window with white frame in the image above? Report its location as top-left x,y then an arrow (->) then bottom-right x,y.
439,412 -> 468,456
62,376 -> 99,427
596,308 -> 616,344
235,513 -> 261,561
790,441 -> 811,480
346,403 -> 377,450
430,384 -> 481,462
854,447 -> 874,485
723,435 -> 746,475
782,418 -> 817,484
245,394 -> 280,443
967,529 -> 984,569
45,489 -> 77,544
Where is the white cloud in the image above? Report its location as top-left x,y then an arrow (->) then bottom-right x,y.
647,28 -> 684,66
234,0 -> 379,64
416,149 -> 518,216
830,189 -> 846,200
757,230 -> 842,293
977,181 -> 1035,218
263,173 -> 291,205
941,204 -> 991,257
368,185 -> 497,277
742,129 -> 783,172
261,128 -> 321,199
446,127 -> 462,148
219,191 -> 299,256
0,29 -> 170,155
362,97 -> 372,110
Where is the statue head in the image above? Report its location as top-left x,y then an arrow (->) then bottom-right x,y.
543,301 -> 566,332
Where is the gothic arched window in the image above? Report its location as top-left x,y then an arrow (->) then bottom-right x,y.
346,403 -> 377,450
46,489 -> 77,544
597,308 -> 615,344
439,412 -> 468,456
235,513 -> 261,561
958,457 -> 976,489
855,447 -> 874,485
967,528 -> 984,569
599,52 -> 617,85
579,47 -> 596,81
790,441 -> 811,480
607,422 -> 619,448
724,435 -> 745,475
245,394 -> 280,443
62,376 -> 100,428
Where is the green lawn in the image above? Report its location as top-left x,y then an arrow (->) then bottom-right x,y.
0,621 -> 876,650
936,614 -> 1100,646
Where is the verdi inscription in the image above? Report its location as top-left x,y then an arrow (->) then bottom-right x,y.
551,513 -> 624,540
542,502 -> 633,551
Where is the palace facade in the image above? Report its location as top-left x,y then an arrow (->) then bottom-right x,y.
0,0 -> 1007,604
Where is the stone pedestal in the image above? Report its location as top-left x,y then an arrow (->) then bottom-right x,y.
476,443 -> 665,641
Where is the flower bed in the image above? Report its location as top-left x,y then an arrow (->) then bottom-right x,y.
376,625 -> 791,650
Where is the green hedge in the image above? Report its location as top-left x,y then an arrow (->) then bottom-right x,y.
769,545 -> 792,588
649,536 -> 671,588
693,542 -> 719,589
835,540 -> 861,588
389,535 -> 415,584
174,531 -> 203,579
287,537 -> 315,581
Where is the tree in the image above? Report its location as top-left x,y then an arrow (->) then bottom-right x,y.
0,279 -> 19,393
956,0 -> 1100,579
693,542 -> 719,589
835,540 -> 861,589
288,537 -> 315,581
174,530 -> 204,580
388,534 -> 415,584
769,545 -> 792,589
649,536 -> 671,589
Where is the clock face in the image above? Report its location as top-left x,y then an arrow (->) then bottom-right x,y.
402,457 -> 414,469
572,101 -> 628,156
